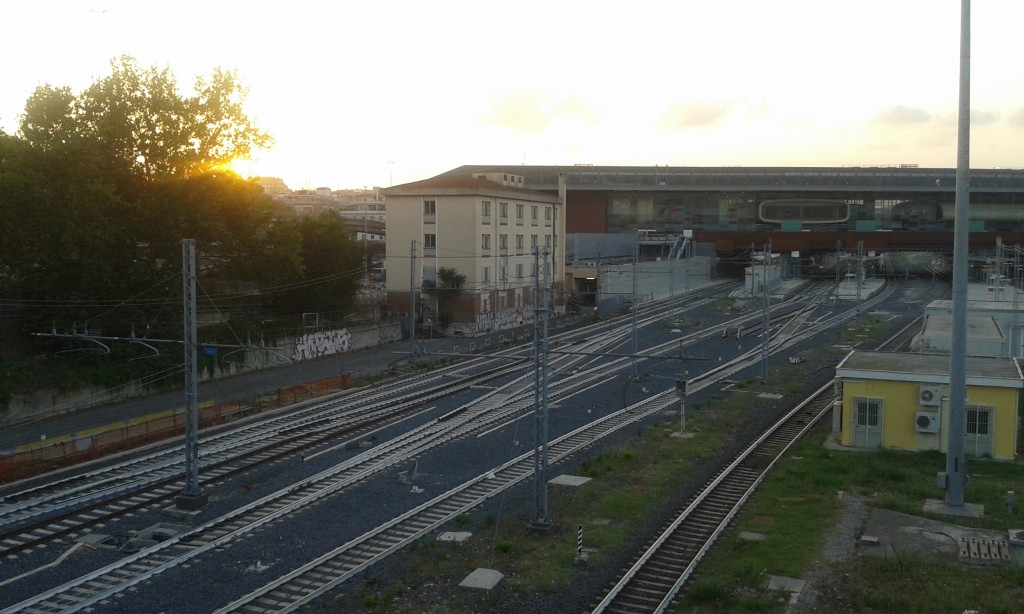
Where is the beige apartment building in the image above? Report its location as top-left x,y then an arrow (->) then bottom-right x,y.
385,171 -> 565,335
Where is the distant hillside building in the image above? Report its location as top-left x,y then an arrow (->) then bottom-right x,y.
254,176 -> 291,197
385,171 -> 565,335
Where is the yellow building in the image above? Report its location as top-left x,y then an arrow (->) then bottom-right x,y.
834,350 -> 1023,460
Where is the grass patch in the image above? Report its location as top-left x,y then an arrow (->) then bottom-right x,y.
824,555 -> 1024,614
685,436 -> 1024,613
327,393 -> 749,612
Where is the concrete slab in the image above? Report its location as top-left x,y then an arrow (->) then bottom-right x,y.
1009,529 -> 1024,546
549,474 -> 591,487
592,518 -> 612,526
766,574 -> 806,593
438,531 -> 472,543
76,533 -> 111,546
161,505 -> 202,521
739,531 -> 767,542
671,432 -> 696,439
859,507 -> 1022,565
923,499 -> 985,519
459,568 -> 503,590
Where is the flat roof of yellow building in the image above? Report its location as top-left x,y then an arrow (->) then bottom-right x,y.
836,350 -> 1024,388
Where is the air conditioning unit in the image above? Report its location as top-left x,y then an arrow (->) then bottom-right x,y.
919,385 -> 942,407
915,411 -> 940,433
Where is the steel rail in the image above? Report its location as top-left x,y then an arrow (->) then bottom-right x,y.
0,314 -> 687,612
591,382 -> 836,613
215,394 -> 680,613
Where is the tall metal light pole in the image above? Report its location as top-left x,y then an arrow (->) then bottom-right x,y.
944,0 -> 971,507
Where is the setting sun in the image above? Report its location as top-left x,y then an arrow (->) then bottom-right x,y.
227,157 -> 256,178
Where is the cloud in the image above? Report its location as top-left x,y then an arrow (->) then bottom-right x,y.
657,101 -> 734,130
1008,107 -> 1024,127
873,106 -> 932,126
485,92 -> 599,134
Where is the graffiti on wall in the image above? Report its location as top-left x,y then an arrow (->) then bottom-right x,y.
293,328 -> 352,361
475,306 -> 535,333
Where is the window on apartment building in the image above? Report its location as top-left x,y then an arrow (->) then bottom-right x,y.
499,234 -> 508,250
516,234 -> 524,250
481,234 -> 491,250
516,204 -> 524,222
516,263 -> 524,279
500,265 -> 507,282
481,297 -> 489,314
423,233 -> 437,249
424,200 -> 436,215
499,202 -> 508,223
545,207 -> 551,221
531,235 -> 538,249
531,205 -> 538,223
482,266 -> 490,282
481,201 -> 491,222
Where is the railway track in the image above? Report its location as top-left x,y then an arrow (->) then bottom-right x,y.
0,362 -> 519,558
0,285 -> 831,613
1,278 -> 917,612
590,382 -> 836,613
0,283 -> 742,547
215,392 -> 684,613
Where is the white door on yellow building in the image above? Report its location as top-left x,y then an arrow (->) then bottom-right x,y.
965,405 -> 993,458
852,398 -> 883,449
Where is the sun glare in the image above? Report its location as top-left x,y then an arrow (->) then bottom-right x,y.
227,157 -> 255,178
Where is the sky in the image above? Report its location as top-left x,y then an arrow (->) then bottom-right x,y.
3,0 -> 1023,190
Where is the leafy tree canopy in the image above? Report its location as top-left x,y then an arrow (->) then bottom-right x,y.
18,56 -> 273,182
1,58 -> 364,340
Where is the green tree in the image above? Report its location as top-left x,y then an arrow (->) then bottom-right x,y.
19,56 -> 273,182
424,267 -> 465,299
0,132 -> 137,312
271,212 -> 366,320
3,57 -> 280,335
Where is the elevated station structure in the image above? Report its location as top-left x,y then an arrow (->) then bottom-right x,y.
442,165 -> 1024,259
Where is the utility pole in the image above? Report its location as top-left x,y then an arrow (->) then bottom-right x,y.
631,241 -> 639,379
761,242 -> 770,381
676,346 -> 710,433
177,239 -> 206,510
835,240 -> 841,288
532,247 -> 551,527
995,237 -> 1004,300
1013,245 -> 1021,357
856,240 -> 864,311
409,240 -> 417,354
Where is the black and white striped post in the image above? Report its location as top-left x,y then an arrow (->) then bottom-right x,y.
576,525 -> 584,562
